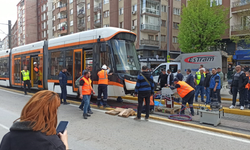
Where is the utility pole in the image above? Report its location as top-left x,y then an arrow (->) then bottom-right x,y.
166,0 -> 171,62
8,20 -> 11,49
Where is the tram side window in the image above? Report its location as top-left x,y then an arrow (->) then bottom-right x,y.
14,58 -> 21,83
65,50 -> 73,80
100,45 -> 110,69
50,51 -> 64,79
0,57 -> 9,78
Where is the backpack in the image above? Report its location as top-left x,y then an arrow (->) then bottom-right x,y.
75,75 -> 83,88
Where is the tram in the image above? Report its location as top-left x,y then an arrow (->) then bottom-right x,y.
0,27 -> 140,99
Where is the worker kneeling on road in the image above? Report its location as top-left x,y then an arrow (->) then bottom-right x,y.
171,78 -> 195,116
97,65 -> 112,107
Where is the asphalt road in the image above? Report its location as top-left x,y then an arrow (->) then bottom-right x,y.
0,88 -> 250,150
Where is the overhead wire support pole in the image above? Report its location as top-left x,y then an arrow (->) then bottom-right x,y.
167,0 -> 171,60
8,20 -> 12,49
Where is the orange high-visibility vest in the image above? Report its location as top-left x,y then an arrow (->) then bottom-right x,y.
144,95 -> 154,106
245,76 -> 250,89
82,77 -> 92,95
177,81 -> 194,98
98,70 -> 108,85
34,67 -> 38,72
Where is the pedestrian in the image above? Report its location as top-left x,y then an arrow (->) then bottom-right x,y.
79,70 -> 95,119
59,67 -> 69,104
245,66 -> 249,72
204,69 -> 211,104
229,65 -> 248,110
134,66 -> 154,121
244,71 -> 250,108
167,69 -> 174,86
246,71 -> 250,109
209,68 -> 221,103
227,64 -> 234,80
185,69 -> 195,88
171,78 -> 195,116
21,66 -> 31,95
194,68 -> 206,102
158,69 -> 168,90
217,67 -> 224,89
176,69 -> 183,81
78,65 -> 92,110
97,64 -> 112,107
0,90 -> 69,150
33,62 -> 39,84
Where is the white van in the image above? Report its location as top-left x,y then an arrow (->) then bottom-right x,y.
152,62 -> 181,84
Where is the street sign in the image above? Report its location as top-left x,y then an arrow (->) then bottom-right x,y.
167,55 -> 170,62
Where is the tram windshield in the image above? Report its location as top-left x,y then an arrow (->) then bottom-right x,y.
111,39 -> 140,75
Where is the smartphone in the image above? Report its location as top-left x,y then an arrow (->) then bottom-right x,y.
56,121 -> 69,134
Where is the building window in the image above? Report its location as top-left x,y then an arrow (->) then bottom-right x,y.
69,0 -> 73,3
103,24 -> 109,27
103,0 -> 109,4
70,21 -> 73,26
173,8 -> 180,15
119,8 -> 124,15
148,35 -> 154,40
70,9 -> 73,15
210,0 -> 222,6
104,11 -> 109,17
155,35 -> 158,41
173,22 -> 179,29
119,22 -> 123,28
161,5 -> 167,13
44,31 -> 46,38
52,3 -> 55,10
173,36 -> 178,43
161,35 -> 166,42
161,20 -> 166,27
88,16 -> 90,22
87,3 -> 90,9
43,22 -> 46,29
132,19 -> 137,26
132,4 -> 137,12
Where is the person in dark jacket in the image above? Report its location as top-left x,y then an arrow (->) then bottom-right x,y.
0,90 -> 69,150
185,69 -> 195,88
229,65 -> 248,110
204,69 -> 211,104
134,66 -> 154,121
176,69 -> 183,81
209,68 -> 221,103
158,69 -> 168,89
59,68 -> 69,104
167,69 -> 174,86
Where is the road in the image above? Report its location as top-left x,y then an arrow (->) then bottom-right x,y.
0,88 -> 250,150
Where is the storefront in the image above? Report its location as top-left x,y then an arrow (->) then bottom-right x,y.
138,56 -> 166,69
233,40 -> 250,66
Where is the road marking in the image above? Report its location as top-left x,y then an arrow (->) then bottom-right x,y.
0,88 -> 32,97
0,124 -> 9,130
70,104 -> 250,143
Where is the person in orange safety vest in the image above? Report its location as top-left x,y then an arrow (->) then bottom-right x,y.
171,78 -> 195,116
97,64 -> 112,108
79,70 -> 95,119
245,71 -> 250,109
34,62 -> 39,84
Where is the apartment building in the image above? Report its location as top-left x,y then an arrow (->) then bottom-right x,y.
37,0 -> 49,41
11,21 -> 18,49
75,0 -> 186,68
52,0 -> 78,37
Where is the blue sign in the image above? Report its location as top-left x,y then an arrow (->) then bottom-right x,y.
237,54 -> 250,60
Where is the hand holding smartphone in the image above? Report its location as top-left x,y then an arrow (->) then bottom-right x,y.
57,121 -> 69,149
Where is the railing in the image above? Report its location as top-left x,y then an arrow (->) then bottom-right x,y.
78,23 -> 85,30
231,24 -> 250,31
60,26 -> 68,31
94,3 -> 102,12
141,8 -> 160,15
94,19 -> 101,24
78,9 -> 85,15
141,39 -> 159,46
59,3 -> 67,8
232,0 -> 250,8
78,0 -> 85,4
141,24 -> 160,31
59,15 -> 67,19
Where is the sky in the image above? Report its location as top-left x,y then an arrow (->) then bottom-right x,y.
0,0 -> 20,41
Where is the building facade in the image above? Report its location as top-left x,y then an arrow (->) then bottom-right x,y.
11,21 -> 18,49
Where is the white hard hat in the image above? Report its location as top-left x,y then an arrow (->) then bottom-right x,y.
200,68 -> 205,71
33,62 -> 37,65
102,65 -> 107,70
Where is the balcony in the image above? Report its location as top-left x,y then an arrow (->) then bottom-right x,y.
77,0 -> 85,5
60,26 -> 68,35
231,24 -> 250,36
141,8 -> 160,17
59,15 -> 67,23
78,22 -> 85,31
94,19 -> 101,27
232,0 -> 250,13
59,3 -> 67,12
141,24 -> 160,33
94,3 -> 102,12
78,9 -> 85,18
141,39 -> 159,47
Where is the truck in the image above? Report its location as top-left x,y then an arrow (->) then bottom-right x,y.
152,51 -> 228,86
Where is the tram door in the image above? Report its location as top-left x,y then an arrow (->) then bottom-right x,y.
30,55 -> 43,88
73,49 -> 82,92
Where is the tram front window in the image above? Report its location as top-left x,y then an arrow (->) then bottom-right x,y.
111,39 -> 140,75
